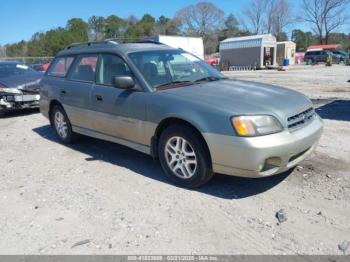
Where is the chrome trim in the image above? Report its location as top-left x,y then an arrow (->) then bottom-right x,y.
287,107 -> 316,129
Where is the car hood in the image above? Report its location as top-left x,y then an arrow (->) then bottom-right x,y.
0,72 -> 42,93
160,79 -> 312,122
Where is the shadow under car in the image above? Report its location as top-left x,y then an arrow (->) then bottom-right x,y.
32,125 -> 294,199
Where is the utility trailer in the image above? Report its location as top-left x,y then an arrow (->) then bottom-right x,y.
220,34 -> 277,70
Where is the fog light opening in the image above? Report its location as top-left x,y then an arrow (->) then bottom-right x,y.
261,157 -> 282,172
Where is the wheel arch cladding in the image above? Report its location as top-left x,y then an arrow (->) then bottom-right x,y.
49,100 -> 64,126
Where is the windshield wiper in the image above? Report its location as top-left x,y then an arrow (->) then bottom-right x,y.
155,80 -> 193,89
194,76 -> 225,83
155,76 -> 227,89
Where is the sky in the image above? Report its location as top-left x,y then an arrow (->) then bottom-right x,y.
0,0 -> 321,45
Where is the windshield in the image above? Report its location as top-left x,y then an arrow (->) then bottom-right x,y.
0,63 -> 36,78
335,51 -> 347,56
128,50 -> 225,90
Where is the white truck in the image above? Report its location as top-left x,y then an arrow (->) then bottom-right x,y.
149,35 -> 204,60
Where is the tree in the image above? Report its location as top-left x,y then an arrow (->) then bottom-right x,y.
242,0 -> 267,34
67,18 -> 89,41
0,45 -> 6,57
155,16 -> 181,35
291,29 -> 314,51
156,16 -> 169,35
224,14 -> 240,35
323,0 -> 350,44
175,2 -> 224,53
105,15 -> 125,38
5,41 -> 27,57
219,14 -> 242,41
302,0 -> 350,44
175,2 -> 225,37
88,16 -> 106,41
139,14 -> 156,36
123,14 -> 156,40
266,0 -> 294,40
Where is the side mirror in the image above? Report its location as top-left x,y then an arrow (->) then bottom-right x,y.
112,76 -> 135,89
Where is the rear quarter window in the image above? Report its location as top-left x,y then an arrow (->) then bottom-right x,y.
47,56 -> 75,77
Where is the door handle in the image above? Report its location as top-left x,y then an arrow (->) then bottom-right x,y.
95,94 -> 103,101
61,90 -> 66,95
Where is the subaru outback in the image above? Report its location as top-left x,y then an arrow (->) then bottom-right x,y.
40,41 -> 323,188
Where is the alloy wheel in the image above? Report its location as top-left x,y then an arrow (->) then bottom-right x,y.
54,111 -> 68,139
164,136 -> 197,179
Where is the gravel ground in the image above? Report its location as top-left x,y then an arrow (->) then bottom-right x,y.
223,64 -> 350,100
0,65 -> 349,255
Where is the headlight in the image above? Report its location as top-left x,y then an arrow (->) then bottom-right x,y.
231,115 -> 283,137
0,87 -> 22,94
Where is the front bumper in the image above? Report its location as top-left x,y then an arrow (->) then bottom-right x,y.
0,94 -> 40,110
203,117 -> 323,178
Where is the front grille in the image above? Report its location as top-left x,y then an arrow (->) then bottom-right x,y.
287,107 -> 315,129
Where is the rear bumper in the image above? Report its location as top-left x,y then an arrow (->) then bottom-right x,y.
203,117 -> 323,178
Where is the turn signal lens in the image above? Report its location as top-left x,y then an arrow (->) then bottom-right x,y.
231,115 -> 283,137
232,118 -> 256,136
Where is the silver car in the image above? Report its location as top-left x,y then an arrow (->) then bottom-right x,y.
40,41 -> 323,188
0,61 -> 42,117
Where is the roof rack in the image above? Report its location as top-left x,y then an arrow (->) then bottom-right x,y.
65,40 -> 119,50
102,37 -> 166,45
64,37 -> 167,50
136,39 -> 164,45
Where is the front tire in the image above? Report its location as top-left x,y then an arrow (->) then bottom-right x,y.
0,109 -> 6,118
307,59 -> 313,65
158,124 -> 214,188
51,105 -> 78,144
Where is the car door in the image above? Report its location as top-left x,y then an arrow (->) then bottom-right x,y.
90,53 -> 150,146
61,55 -> 98,130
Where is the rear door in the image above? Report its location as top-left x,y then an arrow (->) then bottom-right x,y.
62,55 -> 98,130
90,53 -> 149,146
316,51 -> 324,62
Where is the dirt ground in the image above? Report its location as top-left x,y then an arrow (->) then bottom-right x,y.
0,65 -> 349,255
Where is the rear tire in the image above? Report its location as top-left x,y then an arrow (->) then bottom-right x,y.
158,124 -> 214,188
50,105 -> 78,144
0,110 -> 5,118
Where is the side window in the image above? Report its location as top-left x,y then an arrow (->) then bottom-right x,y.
97,54 -> 132,86
48,56 -> 74,77
70,55 -> 98,82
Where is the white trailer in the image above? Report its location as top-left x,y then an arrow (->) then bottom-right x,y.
149,35 -> 205,60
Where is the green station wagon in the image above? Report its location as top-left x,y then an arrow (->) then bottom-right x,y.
40,41 -> 323,188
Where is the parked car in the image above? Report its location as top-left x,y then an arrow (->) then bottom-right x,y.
40,41 -> 323,188
0,61 -> 42,117
332,50 -> 349,62
29,62 -> 52,72
304,50 -> 338,64
204,53 -> 220,66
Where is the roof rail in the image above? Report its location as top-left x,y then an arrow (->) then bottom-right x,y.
65,40 -> 119,50
99,37 -> 166,45
64,37 -> 167,50
136,39 -> 164,45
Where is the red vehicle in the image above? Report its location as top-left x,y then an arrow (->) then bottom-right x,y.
204,53 -> 220,66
